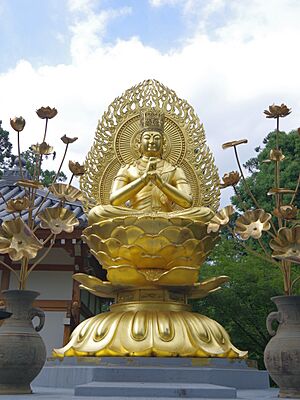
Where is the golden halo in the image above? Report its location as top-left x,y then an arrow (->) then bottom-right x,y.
81,79 -> 220,212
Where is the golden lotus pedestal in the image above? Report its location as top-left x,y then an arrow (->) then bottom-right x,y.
54,286 -> 246,358
54,214 -> 247,358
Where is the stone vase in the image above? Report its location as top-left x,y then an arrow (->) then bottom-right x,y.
264,295 -> 300,398
0,290 -> 46,394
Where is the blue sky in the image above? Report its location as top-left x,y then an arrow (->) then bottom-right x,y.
1,0 -> 300,206
0,0 -> 69,70
0,0 -> 189,71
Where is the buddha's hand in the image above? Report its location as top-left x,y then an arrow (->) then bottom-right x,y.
142,158 -> 159,183
150,172 -> 163,187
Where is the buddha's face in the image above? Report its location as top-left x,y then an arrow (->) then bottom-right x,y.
140,130 -> 163,157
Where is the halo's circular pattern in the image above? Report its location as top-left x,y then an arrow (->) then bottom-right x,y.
114,115 -> 185,166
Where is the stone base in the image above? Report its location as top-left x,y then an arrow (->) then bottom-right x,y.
279,389 -> 300,399
75,381 -> 236,398
0,384 -> 32,394
33,357 -> 270,398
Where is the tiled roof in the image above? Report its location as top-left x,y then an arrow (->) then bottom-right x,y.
0,164 -> 87,227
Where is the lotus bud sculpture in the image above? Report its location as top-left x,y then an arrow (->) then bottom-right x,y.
220,103 -> 299,295
0,108 -> 85,289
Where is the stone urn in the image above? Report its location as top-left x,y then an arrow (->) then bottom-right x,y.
0,290 -> 46,394
264,295 -> 300,398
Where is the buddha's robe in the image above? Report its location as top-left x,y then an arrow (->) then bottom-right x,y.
88,158 -> 214,224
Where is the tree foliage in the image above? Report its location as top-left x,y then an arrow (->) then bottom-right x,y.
195,129 -> 300,369
232,130 -> 300,212
0,124 -> 66,186
19,149 -> 67,187
194,235 -> 283,369
0,121 -> 13,177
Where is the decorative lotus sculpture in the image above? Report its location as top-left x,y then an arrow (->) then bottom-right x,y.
83,215 -> 219,286
0,107 -> 85,289
220,103 -> 299,295
0,108 -> 87,396
54,80 -> 247,359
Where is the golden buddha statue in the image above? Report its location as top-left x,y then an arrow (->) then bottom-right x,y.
88,109 -> 214,224
53,79 -> 247,359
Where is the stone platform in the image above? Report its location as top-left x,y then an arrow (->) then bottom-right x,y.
33,357 -> 270,399
0,387 -> 284,400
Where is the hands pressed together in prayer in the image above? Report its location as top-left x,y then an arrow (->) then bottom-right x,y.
141,158 -> 164,188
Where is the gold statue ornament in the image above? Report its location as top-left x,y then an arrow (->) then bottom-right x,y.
54,79 -> 247,358
88,109 -> 214,223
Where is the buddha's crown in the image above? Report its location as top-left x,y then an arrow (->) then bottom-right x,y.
140,109 -> 165,133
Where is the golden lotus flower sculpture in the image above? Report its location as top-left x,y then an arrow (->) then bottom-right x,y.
72,273 -> 230,300
10,116 -> 26,132
0,218 -> 42,261
1,105 -> 85,290
31,141 -> 54,155
220,171 -> 240,188
61,135 -> 78,144
270,149 -> 285,162
39,207 -> 79,234
49,183 -> 84,202
207,205 -> 234,233
83,215 -> 219,286
6,196 -> 30,213
268,188 -> 295,195
235,209 -> 271,240
16,179 -> 44,190
222,139 -> 248,149
270,226 -> 300,264
36,106 -> 58,119
264,103 -> 291,119
68,161 -> 85,176
273,205 -> 298,220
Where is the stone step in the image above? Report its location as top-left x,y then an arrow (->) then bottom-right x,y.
74,396 -> 233,400
34,365 -> 269,390
74,396 -> 240,399
47,356 -> 253,369
74,381 -> 237,398
91,365 -> 268,389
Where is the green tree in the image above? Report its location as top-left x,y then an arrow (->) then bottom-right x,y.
194,235 -> 283,369
232,130 -> 300,212
195,129 -> 300,369
0,124 -> 66,186
0,121 -> 13,177
20,149 -> 67,187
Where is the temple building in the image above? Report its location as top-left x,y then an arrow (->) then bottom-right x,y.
0,162 -> 109,355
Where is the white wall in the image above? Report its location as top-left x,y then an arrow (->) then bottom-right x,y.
1,244 -> 76,356
32,311 -> 66,356
9,270 -> 74,356
9,271 -> 73,299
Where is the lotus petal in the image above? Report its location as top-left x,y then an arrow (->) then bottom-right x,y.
157,267 -> 199,286
107,266 -> 149,286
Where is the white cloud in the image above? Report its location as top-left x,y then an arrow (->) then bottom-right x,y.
1,0 -> 300,207
68,0 -> 96,14
68,0 -> 132,63
149,0 -> 182,6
